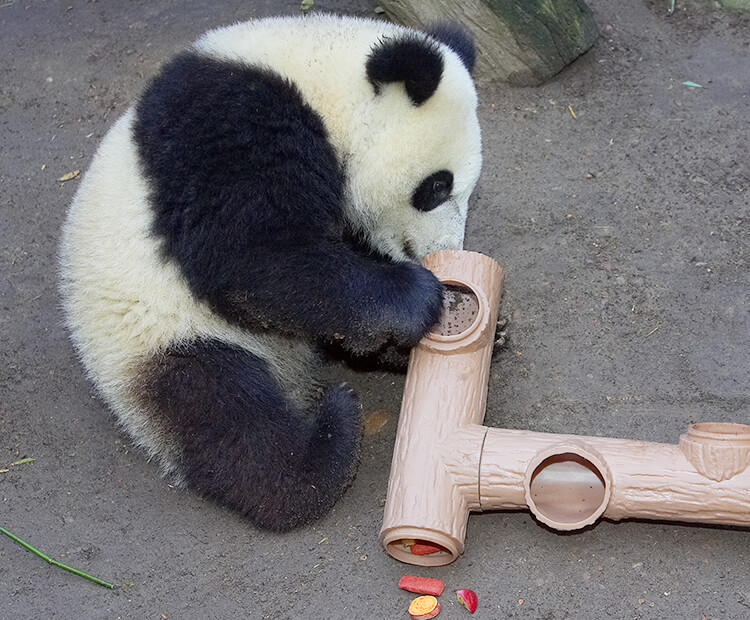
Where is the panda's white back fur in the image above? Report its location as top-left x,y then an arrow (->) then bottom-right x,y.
60,13 -> 482,529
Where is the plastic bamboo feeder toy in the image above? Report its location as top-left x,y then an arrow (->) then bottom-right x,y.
380,249 -> 750,566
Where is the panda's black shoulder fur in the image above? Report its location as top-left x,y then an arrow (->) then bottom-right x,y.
133,51 -> 345,307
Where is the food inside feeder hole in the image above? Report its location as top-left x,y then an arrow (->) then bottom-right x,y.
433,283 -> 480,336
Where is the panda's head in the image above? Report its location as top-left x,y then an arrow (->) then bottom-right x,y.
345,25 -> 482,262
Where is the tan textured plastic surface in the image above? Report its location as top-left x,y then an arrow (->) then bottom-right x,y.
380,250 -> 503,566
483,425 -> 750,529
380,249 -> 750,566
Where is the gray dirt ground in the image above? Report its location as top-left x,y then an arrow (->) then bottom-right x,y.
1,0 -> 748,618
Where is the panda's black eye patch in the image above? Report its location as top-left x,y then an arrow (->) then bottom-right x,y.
412,170 -> 453,212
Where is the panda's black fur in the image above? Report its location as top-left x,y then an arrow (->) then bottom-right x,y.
60,15 -> 482,530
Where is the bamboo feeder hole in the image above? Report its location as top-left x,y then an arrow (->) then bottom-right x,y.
433,283 -> 480,337
526,450 -> 609,529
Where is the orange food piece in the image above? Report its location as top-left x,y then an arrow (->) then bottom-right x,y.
408,595 -> 440,619
363,409 -> 389,436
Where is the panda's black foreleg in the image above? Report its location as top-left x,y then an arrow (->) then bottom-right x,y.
217,243 -> 445,356
140,339 -> 362,531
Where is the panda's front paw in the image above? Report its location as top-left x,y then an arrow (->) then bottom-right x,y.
383,262 -> 443,348
332,262 -> 442,355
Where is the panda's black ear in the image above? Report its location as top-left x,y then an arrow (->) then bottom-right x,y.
366,35 -> 443,106
425,23 -> 476,73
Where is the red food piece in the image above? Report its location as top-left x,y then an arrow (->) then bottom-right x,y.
398,575 -> 445,597
456,588 -> 478,614
409,541 -> 446,555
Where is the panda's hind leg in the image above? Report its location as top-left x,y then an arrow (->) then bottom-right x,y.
138,339 -> 362,531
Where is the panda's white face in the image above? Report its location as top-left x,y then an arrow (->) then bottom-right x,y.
345,54 -> 482,261
331,32 -> 483,262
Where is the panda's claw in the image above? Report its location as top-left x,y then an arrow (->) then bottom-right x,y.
338,382 -> 358,397
493,315 -> 509,349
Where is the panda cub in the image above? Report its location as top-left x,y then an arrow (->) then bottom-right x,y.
59,14 -> 482,530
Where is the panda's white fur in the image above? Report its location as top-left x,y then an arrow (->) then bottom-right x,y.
60,14 -> 482,530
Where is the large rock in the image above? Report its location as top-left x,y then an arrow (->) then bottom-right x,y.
376,0 -> 599,86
